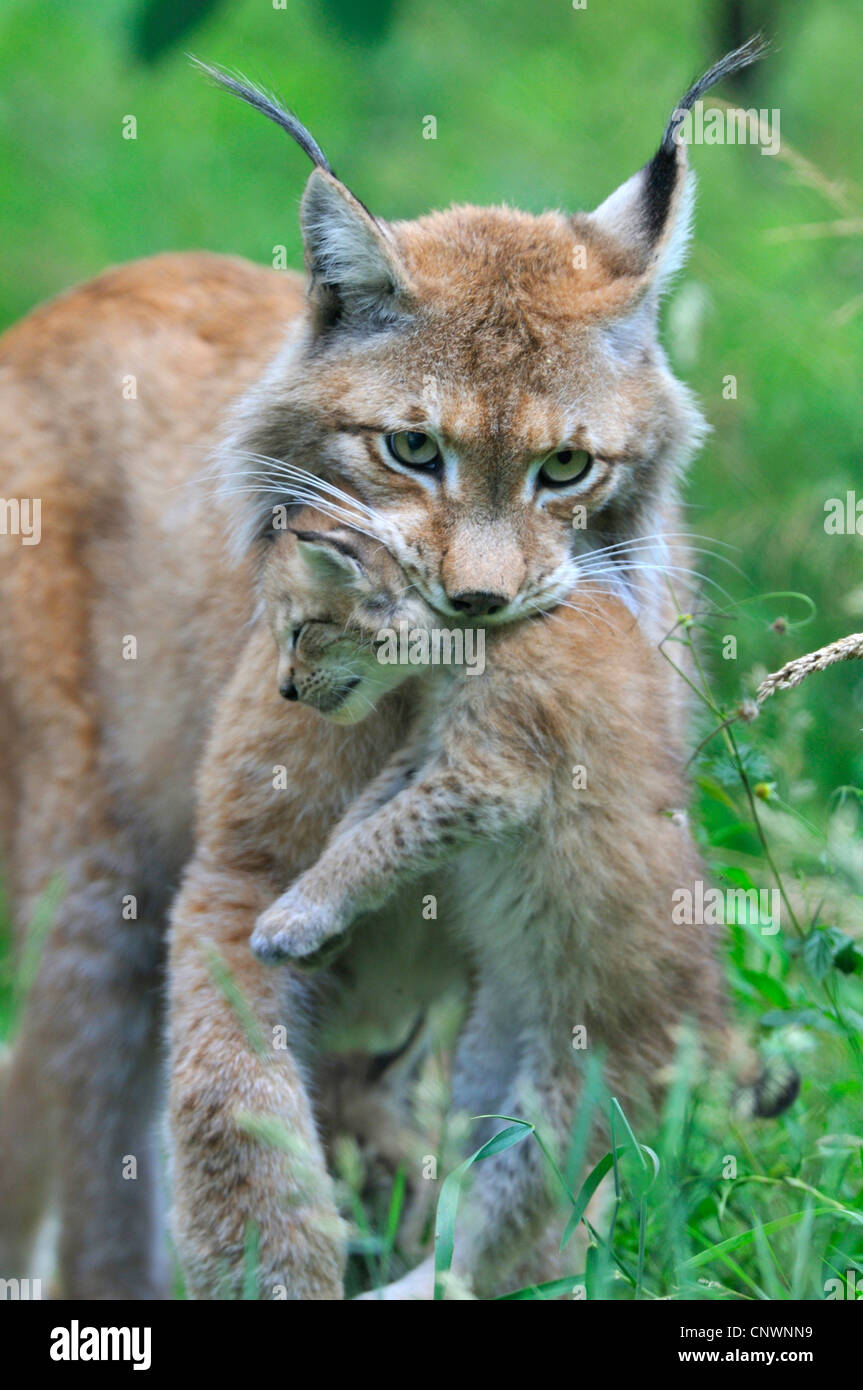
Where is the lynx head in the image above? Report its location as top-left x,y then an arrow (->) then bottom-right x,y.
207,39 -> 764,631
262,523 -> 434,723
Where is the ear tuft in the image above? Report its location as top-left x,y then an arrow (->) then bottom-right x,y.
658,33 -> 769,159
191,58 -> 333,173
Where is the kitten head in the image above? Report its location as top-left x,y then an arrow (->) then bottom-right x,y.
208,40 -> 765,632
262,525 -> 434,723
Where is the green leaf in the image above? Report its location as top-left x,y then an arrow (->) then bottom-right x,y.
759,1007 -> 824,1029
565,1052 -> 605,1189
721,865 -> 757,891
433,1118 -> 534,1299
802,929 -> 836,981
802,926 -> 858,981
695,775 -> 739,811
702,741 -> 772,789
560,1149 -> 621,1251
584,1240 -> 601,1301
383,1167 -> 407,1256
473,1122 -> 535,1161
738,968 -> 791,1010
610,1098 -> 660,1196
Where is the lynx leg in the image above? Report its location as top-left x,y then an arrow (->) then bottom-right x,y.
355,979 -> 545,1302
0,1038 -> 53,1285
168,854 -> 346,1300
0,854 -> 167,1299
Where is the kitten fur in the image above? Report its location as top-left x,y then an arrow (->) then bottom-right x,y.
248,524 -> 789,1292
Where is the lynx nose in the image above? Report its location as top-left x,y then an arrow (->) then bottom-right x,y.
279,680 -> 299,701
449,589 -> 507,617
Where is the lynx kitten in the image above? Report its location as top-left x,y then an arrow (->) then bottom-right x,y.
251,525 -> 791,1293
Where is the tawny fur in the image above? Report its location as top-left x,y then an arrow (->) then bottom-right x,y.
0,46 -> 763,1298
250,529 -> 726,1293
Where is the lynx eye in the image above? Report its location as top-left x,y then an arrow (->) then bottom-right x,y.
538,448 -> 593,488
385,430 -> 441,469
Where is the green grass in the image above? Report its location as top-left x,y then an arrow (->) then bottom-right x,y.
1,0 -> 862,1300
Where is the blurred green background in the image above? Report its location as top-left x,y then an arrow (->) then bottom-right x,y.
1,0 -> 861,810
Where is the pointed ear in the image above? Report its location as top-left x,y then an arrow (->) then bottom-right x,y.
300,169 -> 408,330
585,35 -> 767,293
587,151 -> 694,291
295,532 -> 364,585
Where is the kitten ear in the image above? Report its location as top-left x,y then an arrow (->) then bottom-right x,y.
300,169 -> 407,329
192,61 -> 409,329
295,533 -> 363,585
585,35 -> 767,291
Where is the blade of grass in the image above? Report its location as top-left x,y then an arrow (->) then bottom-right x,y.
686,1206 -> 863,1271
434,1118 -> 534,1299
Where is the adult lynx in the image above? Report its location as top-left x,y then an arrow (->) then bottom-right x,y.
0,40 -> 771,1297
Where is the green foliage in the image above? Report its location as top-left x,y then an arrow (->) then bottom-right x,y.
131,0 -> 228,65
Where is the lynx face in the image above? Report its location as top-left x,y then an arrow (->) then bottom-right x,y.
262,527 -> 433,723
211,47 -> 750,629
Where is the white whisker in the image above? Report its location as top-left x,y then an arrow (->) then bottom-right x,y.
578,529 -> 738,556
575,534 -> 743,576
219,485 -> 385,544
575,562 -> 735,608
228,450 -> 383,522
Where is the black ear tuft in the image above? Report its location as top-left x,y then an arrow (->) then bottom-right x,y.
190,58 -> 333,174
643,34 -> 769,239
659,33 -> 769,157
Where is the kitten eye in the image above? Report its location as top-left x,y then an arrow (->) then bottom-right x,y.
385,430 -> 441,469
539,448 -> 593,488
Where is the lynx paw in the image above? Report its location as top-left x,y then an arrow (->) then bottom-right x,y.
251,887 -> 349,965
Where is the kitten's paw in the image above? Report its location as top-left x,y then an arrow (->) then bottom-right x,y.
251,888 -> 348,965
